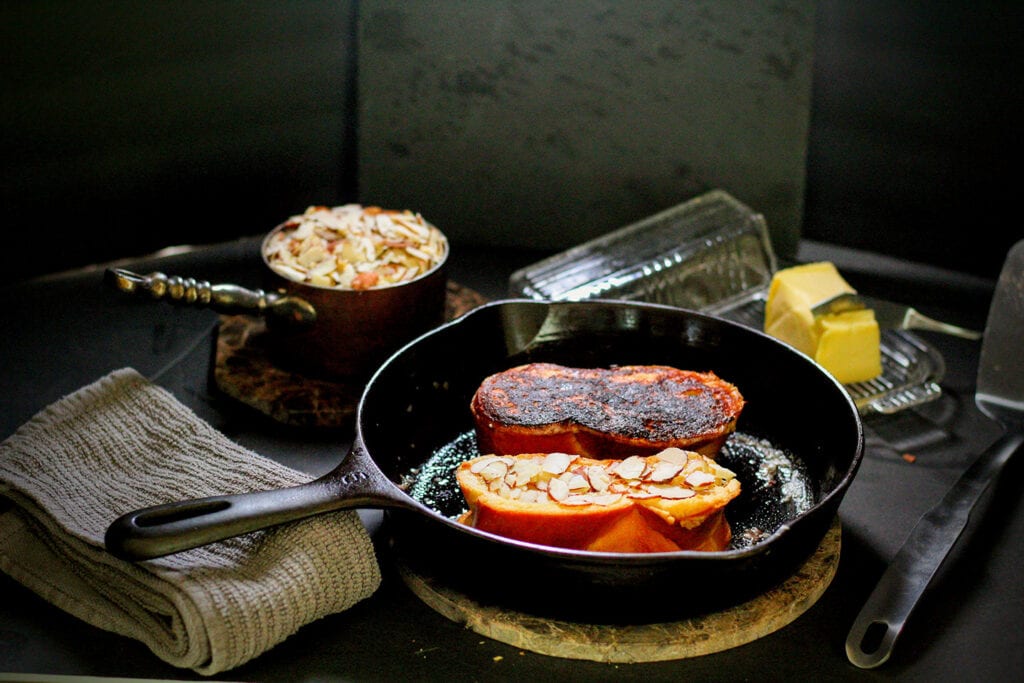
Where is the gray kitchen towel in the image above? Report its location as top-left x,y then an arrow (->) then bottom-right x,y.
0,367 -> 381,675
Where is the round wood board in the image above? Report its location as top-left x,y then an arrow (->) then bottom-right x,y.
398,517 -> 841,663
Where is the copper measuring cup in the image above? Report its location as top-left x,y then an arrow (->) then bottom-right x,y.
106,219 -> 449,382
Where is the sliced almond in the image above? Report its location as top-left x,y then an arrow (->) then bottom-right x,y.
479,460 -> 509,482
469,455 -> 499,473
684,470 -> 717,488
548,477 -> 570,501
512,458 -> 542,481
655,447 -> 691,466
625,490 -> 660,499
647,461 -> 683,482
646,485 -> 696,499
583,492 -> 624,506
586,465 -> 612,492
519,489 -> 539,503
542,452 -> 575,475
613,455 -> 647,480
566,474 -> 590,491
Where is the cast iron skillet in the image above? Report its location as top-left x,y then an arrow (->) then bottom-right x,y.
106,299 -> 863,623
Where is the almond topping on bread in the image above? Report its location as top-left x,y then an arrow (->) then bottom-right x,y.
456,448 -> 740,553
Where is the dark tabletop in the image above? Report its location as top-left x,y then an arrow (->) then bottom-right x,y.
1,236 -> 1020,682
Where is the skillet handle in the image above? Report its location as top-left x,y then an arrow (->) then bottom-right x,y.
105,268 -> 316,325
104,442 -> 412,561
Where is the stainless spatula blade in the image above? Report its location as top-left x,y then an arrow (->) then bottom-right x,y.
976,240 -> 1024,427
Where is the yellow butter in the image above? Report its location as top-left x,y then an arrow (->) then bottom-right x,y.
764,262 -> 882,384
814,308 -> 883,384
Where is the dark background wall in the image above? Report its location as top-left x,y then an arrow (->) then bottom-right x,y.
1,1 -> 1020,286
355,0 -> 816,262
1,1 -> 360,286
801,0 -> 1021,280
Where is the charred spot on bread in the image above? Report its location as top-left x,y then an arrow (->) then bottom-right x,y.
471,363 -> 745,459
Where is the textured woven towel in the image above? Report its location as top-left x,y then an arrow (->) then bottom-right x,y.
0,368 -> 381,675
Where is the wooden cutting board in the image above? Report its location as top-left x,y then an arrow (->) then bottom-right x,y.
398,517 -> 841,663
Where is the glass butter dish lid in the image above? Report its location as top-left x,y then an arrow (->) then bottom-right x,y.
509,189 -> 777,312
508,189 -> 945,416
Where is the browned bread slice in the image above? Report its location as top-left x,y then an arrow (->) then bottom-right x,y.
471,363 -> 744,459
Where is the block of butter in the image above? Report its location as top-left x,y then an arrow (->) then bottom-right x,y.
764,262 -> 882,384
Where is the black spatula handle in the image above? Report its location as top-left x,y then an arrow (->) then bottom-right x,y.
846,430 -> 1024,668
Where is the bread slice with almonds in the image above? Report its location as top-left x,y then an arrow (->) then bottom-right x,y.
456,448 -> 741,553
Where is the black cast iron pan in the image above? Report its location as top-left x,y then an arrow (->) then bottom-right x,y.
106,299 -> 863,622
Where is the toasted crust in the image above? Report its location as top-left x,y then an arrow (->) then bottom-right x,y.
471,363 -> 745,459
456,449 -> 741,553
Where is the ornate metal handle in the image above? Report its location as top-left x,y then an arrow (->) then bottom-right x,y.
105,268 -> 316,324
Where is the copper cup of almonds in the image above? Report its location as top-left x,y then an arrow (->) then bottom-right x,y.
106,204 -> 449,381
261,204 -> 449,379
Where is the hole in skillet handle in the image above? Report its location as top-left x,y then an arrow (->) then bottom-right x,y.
846,616 -> 900,669
132,500 -> 232,527
105,497 -> 240,561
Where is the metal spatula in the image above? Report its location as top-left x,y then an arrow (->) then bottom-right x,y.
812,292 -> 982,340
846,240 -> 1024,668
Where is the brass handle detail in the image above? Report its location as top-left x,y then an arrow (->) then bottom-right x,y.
105,268 -> 316,325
